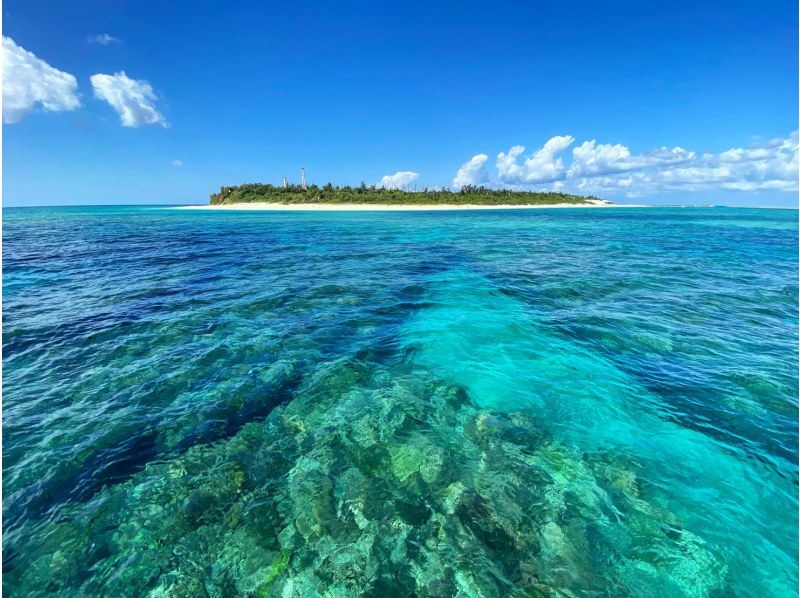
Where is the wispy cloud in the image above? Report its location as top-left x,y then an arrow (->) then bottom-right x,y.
90,71 -> 168,127
379,171 -> 420,189
2,36 -> 81,124
454,132 -> 799,196
171,160 -> 183,167
86,33 -> 120,45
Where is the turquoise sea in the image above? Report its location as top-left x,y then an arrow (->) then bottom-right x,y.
3,205 -> 798,596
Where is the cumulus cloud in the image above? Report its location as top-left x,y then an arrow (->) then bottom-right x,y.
568,141 -> 633,177
379,171 -> 420,189
656,133 -> 798,193
90,71 -> 168,127
568,141 -> 695,178
453,132 -> 798,197
2,36 -> 81,123
496,135 -> 574,184
452,153 -> 489,188
86,33 -> 120,45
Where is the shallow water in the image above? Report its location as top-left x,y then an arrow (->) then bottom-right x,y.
3,206 -> 797,596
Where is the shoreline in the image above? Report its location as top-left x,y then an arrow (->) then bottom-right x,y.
173,199 -> 646,211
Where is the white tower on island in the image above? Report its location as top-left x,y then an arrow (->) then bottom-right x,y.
282,177 -> 288,189
300,166 -> 307,190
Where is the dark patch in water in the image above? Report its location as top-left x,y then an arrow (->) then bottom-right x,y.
71,430 -> 161,502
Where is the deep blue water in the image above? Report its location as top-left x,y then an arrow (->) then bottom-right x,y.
3,205 -> 798,596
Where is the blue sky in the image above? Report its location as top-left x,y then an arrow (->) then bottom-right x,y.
3,1 -> 798,206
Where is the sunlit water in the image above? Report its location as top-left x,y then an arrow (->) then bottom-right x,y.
3,205 -> 797,596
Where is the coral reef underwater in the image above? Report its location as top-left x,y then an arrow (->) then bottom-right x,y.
7,356 -> 727,596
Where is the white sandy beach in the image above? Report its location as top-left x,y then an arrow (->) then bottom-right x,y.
174,199 -> 645,211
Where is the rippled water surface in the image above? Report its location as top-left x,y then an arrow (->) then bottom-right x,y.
3,206 -> 798,596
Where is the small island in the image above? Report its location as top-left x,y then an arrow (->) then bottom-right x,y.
208,183 -> 611,208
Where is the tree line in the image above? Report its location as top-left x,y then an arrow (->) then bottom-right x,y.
209,182 -> 597,206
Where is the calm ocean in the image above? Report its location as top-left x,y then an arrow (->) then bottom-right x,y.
3,206 -> 798,595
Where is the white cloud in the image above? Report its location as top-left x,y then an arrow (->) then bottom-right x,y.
496,145 -> 525,182
641,146 -> 697,167
453,131 -> 798,197
90,71 -> 168,127
452,153 -> 488,188
496,135 -> 574,183
2,36 -> 81,123
568,141 -> 633,177
656,133 -> 798,193
379,171 -> 420,189
171,160 -> 183,167
86,34 -> 120,45
568,141 -> 695,178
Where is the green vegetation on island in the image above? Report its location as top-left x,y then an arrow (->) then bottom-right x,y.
210,183 -> 599,206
